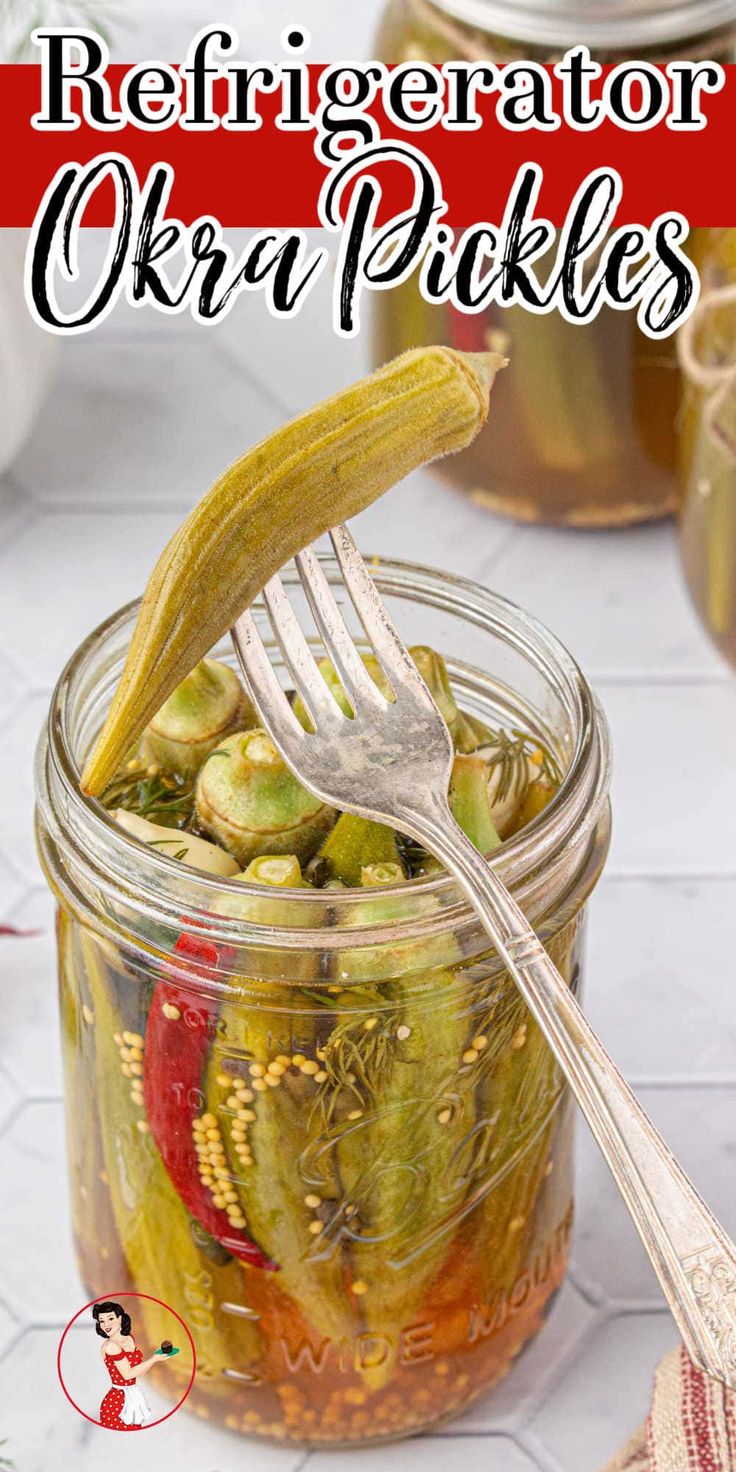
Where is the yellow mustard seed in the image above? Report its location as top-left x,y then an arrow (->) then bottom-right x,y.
275,1054 -> 292,1067
162,1002 -> 181,1021
82,1004 -> 95,1025
396,1025 -> 411,1040
291,1053 -> 306,1067
135,1119 -> 149,1133
508,1214 -> 525,1233
363,1017 -> 378,1031
437,1107 -> 452,1124
472,1034 -> 488,1050
347,1109 -> 363,1121
462,1048 -> 479,1064
351,1281 -> 368,1296
226,1095 -> 240,1110
301,1059 -> 319,1076
265,1074 -> 281,1087
308,1220 -> 322,1235
249,1062 -> 266,1077
345,1388 -> 367,1405
121,1063 -> 132,1078
512,1025 -> 528,1049
268,1061 -> 286,1076
314,1070 -> 328,1083
216,1072 -> 231,1088
252,1078 -> 268,1093
304,1193 -> 321,1209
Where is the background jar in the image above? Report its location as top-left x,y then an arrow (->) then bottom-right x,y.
35,558 -> 611,1446
678,284 -> 736,668
374,0 -> 736,526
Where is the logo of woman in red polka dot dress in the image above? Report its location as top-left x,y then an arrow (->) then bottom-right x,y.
93,1301 -> 176,1430
57,1292 -> 196,1432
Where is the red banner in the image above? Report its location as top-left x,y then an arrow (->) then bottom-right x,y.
2,61 -> 734,229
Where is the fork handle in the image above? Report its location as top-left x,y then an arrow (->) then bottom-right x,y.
404,793 -> 736,1391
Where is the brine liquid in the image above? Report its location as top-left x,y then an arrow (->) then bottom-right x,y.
58,908 -> 581,1446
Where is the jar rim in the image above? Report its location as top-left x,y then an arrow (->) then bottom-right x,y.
36,555 -> 611,954
421,0 -> 736,49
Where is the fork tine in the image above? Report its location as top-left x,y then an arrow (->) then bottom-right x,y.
230,608 -> 305,749
295,546 -> 389,711
329,525 -> 433,697
262,573 -> 343,731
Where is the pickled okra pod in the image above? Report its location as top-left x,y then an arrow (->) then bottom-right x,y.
295,645 -> 463,740
293,654 -> 392,729
195,729 -> 336,867
201,857 -> 360,1344
83,347 -> 503,795
311,812 -> 406,887
326,863 -> 476,1384
140,659 -> 255,779
76,926 -> 267,1395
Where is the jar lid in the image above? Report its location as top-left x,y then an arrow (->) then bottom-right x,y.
427,0 -> 736,49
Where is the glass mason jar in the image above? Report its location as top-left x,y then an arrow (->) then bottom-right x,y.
374,0 -> 736,526
35,558 -> 611,1445
678,283 -> 736,667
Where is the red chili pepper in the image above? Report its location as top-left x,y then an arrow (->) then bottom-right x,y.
144,935 -> 278,1272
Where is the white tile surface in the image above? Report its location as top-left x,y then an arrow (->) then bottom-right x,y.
0,514 -> 180,689
529,1311 -> 678,1472
0,891 -> 62,1097
0,1101 -> 81,1322
12,336 -> 284,510
489,521 -> 726,682
601,680 -> 736,875
586,877 -> 736,1077
309,1436 -> 540,1472
1,5 -> 735,1469
573,1086 -> 736,1305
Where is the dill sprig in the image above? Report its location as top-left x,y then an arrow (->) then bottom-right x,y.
312,1008 -> 403,1128
101,767 -> 195,830
0,1 -> 124,61
471,725 -> 561,801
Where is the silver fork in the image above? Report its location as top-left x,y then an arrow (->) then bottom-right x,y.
231,522 -> 736,1392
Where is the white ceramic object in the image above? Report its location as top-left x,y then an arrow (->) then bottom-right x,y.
0,231 -> 57,475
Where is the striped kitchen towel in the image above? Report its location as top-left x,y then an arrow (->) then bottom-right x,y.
605,1346 -> 736,1471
